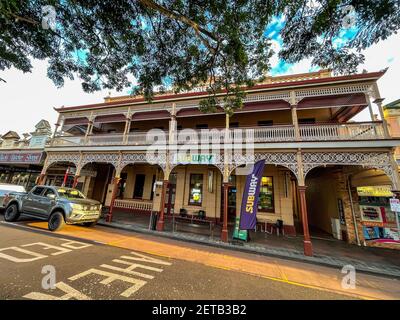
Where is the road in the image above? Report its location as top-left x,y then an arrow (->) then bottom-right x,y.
2,212 -> 400,300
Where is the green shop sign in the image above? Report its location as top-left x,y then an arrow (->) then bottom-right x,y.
173,154 -> 216,165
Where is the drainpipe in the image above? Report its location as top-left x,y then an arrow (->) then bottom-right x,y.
347,176 -> 361,246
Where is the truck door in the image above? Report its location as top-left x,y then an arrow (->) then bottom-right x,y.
22,186 -> 45,215
39,188 -> 57,217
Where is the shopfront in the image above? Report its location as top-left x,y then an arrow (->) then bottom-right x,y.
0,151 -> 46,191
357,186 -> 400,246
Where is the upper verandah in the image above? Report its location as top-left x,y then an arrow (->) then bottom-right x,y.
54,69 -> 386,114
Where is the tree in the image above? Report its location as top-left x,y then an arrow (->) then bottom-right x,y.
1,0 -> 399,116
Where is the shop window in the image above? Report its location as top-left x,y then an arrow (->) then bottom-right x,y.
188,174 -> 203,206
258,176 -> 274,213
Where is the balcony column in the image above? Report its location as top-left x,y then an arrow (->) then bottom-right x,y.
372,83 -> 390,138
290,91 -> 300,141
61,166 -> 71,187
291,105 -> 300,140
106,175 -> 121,223
221,181 -> 229,242
156,180 -> 169,231
374,98 -> 390,138
72,175 -> 80,188
52,115 -> 64,139
298,185 -> 313,256
296,150 -> 313,256
221,113 -> 230,242
364,93 -> 376,122
169,103 -> 177,146
123,118 -> 132,144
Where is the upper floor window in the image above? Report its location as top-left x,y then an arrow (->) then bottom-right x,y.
258,120 -> 273,127
299,118 -> 316,124
196,124 -> 208,129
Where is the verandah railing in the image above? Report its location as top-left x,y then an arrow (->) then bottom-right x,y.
50,121 -> 386,147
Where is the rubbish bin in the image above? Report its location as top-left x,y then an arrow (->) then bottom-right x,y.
149,211 -> 158,230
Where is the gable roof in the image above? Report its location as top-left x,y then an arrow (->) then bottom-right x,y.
1,131 -> 20,140
384,99 -> 400,110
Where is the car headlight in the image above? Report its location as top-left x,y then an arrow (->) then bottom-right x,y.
71,203 -> 84,211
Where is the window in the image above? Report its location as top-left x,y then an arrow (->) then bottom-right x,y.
188,174 -> 203,206
299,118 -> 316,124
195,124 -> 208,129
43,188 -> 56,198
56,188 -> 86,199
32,186 -> 45,196
258,176 -> 274,212
257,120 -> 273,127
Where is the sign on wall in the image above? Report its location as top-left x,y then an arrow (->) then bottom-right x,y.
172,153 -> 216,165
0,152 -> 44,164
28,135 -> 48,148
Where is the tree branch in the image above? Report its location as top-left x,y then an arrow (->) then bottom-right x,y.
138,0 -> 218,53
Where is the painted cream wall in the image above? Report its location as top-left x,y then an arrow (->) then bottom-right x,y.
235,165 -> 294,227
93,108 -> 334,134
172,165 -> 222,219
121,164 -> 160,200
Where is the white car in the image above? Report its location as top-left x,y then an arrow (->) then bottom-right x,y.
0,183 -> 26,208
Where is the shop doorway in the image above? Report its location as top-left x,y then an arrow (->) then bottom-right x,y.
165,173 -> 177,215
133,174 -> 146,198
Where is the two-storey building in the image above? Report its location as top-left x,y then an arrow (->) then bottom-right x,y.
0,120 -> 52,190
41,69 -> 400,255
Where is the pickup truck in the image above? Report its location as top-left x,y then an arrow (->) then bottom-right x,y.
3,185 -> 102,231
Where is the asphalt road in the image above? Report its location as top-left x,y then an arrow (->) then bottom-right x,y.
0,220 -> 354,300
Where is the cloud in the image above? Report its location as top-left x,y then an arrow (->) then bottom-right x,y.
0,59 -> 119,135
353,32 -> 400,121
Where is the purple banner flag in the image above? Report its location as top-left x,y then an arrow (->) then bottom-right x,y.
239,160 -> 265,230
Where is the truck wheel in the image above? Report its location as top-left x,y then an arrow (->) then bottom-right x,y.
83,221 -> 97,227
4,204 -> 20,222
48,212 -> 65,232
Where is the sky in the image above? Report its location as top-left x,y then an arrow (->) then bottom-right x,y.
0,16 -> 400,136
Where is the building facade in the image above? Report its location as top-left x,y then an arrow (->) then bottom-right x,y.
40,69 -> 400,255
0,120 -> 52,190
